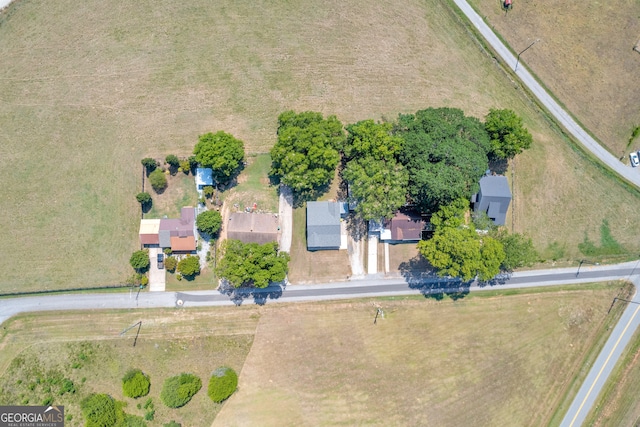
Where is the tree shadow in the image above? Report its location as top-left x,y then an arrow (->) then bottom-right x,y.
218,281 -> 285,306
141,200 -> 153,214
398,256 -> 471,300
488,157 -> 509,175
346,213 -> 366,242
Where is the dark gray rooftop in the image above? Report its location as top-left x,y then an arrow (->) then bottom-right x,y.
479,175 -> 511,198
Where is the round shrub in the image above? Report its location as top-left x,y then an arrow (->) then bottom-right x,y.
164,256 -> 177,272
160,373 -> 202,408
208,367 -> 238,403
149,168 -> 168,192
81,393 -> 117,427
122,369 -> 151,399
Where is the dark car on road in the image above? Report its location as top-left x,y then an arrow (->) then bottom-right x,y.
157,253 -> 164,269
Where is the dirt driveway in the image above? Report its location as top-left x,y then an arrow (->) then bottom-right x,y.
148,247 -> 166,292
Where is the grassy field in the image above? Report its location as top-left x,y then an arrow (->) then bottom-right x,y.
584,321 -> 640,425
213,284 -> 625,426
0,284 -> 628,426
0,307 -> 260,426
1,0 -> 640,292
467,0 -> 640,157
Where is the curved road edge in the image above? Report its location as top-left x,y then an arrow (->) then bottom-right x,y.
450,0 -> 640,189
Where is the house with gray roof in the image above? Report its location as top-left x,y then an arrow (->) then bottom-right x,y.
306,201 -> 341,250
473,175 -> 512,226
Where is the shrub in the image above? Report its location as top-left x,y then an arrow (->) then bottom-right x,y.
129,250 -> 150,272
177,256 -> 200,278
81,393 -> 117,427
160,373 -> 202,408
203,186 -> 215,198
166,154 -> 180,168
141,158 -> 157,173
165,256 -> 177,272
149,169 -> 168,192
196,210 -> 222,236
60,379 -> 75,395
140,276 -> 149,286
207,367 -> 238,403
123,414 -> 147,427
122,369 -> 151,399
136,192 -> 152,205
179,160 -> 191,174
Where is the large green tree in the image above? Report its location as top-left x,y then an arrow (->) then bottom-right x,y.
396,108 -> 490,212
216,240 -> 289,288
485,108 -> 533,159
270,111 -> 345,201
196,210 -> 222,236
418,227 -> 504,281
193,131 -> 245,185
342,120 -> 408,220
129,250 -> 150,272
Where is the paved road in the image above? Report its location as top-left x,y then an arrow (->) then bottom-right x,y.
451,0 -> 640,189
560,274 -> 640,427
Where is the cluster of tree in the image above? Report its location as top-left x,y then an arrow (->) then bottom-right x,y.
122,369 -> 151,399
418,199 -> 538,280
208,367 -> 238,403
160,373 -> 202,409
270,111 -> 345,202
342,120 -> 409,220
216,240 -> 289,288
196,210 -> 222,236
193,131 -> 245,185
177,255 -> 200,279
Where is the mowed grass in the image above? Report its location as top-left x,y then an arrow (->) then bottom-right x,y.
1,0 -> 640,292
0,307 -> 260,426
145,172 -> 199,220
221,154 -> 279,214
467,0 -> 640,157
213,285 -> 624,426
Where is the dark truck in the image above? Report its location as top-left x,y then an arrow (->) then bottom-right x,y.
157,253 -> 164,269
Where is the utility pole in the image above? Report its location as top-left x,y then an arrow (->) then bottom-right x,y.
515,39 -> 540,72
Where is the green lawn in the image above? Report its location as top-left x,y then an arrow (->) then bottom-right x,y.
1,0 -> 640,292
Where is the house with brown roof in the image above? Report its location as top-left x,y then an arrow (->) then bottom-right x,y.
370,210 -> 427,243
139,207 -> 196,253
227,212 -> 279,245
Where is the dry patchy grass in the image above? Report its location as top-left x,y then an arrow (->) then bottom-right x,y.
468,0 -> 640,156
0,0 -> 639,292
213,286 -> 622,426
145,172 -> 199,220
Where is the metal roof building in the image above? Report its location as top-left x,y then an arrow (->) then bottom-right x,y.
474,175 -> 512,226
306,201 -> 341,250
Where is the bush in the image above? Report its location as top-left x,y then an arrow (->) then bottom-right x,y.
149,168 -> 168,192
207,367 -> 238,403
179,160 -> 191,174
165,256 -> 177,272
140,276 -> 149,286
196,210 -> 222,236
81,393 -> 117,427
60,379 -> 75,395
166,154 -> 180,167
160,374 -> 202,408
129,250 -> 150,272
177,256 -> 200,278
203,186 -> 215,198
122,369 -> 151,399
141,158 -> 157,173
136,192 -> 152,205
123,414 -> 147,427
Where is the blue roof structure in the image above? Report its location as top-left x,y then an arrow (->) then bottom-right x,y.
195,168 -> 213,189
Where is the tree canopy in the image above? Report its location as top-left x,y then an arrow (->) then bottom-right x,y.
136,192 -> 152,205
196,210 -> 222,236
160,373 -> 202,409
177,255 -> 200,278
396,108 -> 490,212
148,169 -> 167,193
490,228 -> 538,271
216,240 -> 289,288
122,369 -> 151,399
270,111 -> 345,201
193,131 -> 245,184
418,227 -> 504,281
129,250 -> 150,272
342,120 -> 408,220
208,367 -> 238,403
485,108 -> 533,159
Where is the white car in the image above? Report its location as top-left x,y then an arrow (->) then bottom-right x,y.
630,152 -> 639,167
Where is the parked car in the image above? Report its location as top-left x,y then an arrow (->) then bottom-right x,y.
630,152 -> 640,167
157,253 -> 164,269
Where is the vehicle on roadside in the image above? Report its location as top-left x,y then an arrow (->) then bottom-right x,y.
630,152 -> 639,167
157,253 -> 164,269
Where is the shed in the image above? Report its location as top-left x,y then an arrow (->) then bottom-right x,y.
227,213 -> 279,244
473,175 -> 512,226
306,201 -> 341,250
195,168 -> 214,190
